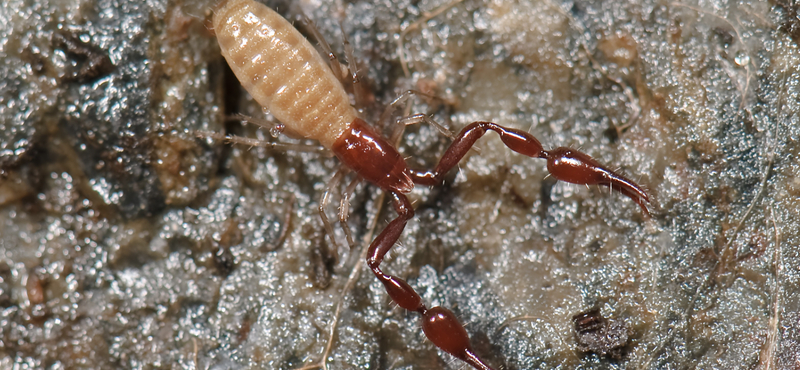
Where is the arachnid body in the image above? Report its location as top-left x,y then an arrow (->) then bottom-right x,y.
211,0 -> 651,369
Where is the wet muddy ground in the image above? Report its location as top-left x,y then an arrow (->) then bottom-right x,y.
0,0 -> 797,368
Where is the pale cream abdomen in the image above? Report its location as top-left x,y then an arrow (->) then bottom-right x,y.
213,0 -> 357,148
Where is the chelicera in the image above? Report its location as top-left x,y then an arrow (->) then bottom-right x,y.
208,0 -> 651,369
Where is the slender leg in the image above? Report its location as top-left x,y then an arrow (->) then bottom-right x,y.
393,112 -> 485,158
195,131 -> 326,153
407,121 -> 651,214
319,168 -> 348,253
380,90 -> 426,127
301,15 -> 371,109
368,191 -> 495,370
338,176 -> 361,248
340,25 -> 371,109
298,15 -> 345,84
381,90 -> 449,145
396,113 -> 456,141
229,113 -> 285,137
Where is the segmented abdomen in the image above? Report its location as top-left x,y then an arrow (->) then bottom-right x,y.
213,0 -> 357,148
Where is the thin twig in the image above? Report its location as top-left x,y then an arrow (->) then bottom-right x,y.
758,205 -> 781,370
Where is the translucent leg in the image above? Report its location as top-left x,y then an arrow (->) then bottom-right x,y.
319,168 -> 348,253
380,90 -> 451,145
299,15 -> 370,109
341,28 -> 369,109
338,176 -> 361,248
298,14 -> 345,84
196,131 -> 326,153
396,113 -> 456,142
230,113 -> 286,137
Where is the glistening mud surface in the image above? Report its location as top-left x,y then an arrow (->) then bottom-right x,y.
0,0 -> 797,369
